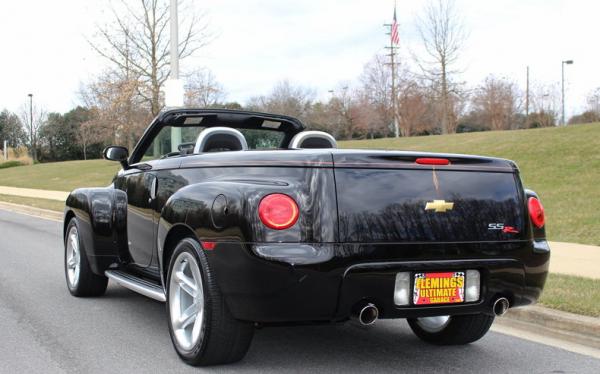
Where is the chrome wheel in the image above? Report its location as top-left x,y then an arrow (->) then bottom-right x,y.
66,225 -> 81,288
169,252 -> 205,351
416,315 -> 451,333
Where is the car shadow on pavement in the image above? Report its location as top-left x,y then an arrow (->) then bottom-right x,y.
236,321 -> 493,373
92,284 -> 600,373
101,284 -> 499,373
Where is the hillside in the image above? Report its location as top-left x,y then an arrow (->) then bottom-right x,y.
0,159 -> 120,191
0,123 -> 598,245
340,123 -> 600,245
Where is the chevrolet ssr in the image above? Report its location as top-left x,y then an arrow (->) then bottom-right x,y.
63,109 -> 550,366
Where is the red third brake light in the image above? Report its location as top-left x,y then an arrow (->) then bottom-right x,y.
528,197 -> 545,228
416,158 -> 450,165
258,194 -> 299,230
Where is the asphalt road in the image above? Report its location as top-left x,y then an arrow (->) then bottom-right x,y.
0,210 -> 599,373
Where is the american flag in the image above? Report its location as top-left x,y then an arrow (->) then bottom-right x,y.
391,7 -> 400,45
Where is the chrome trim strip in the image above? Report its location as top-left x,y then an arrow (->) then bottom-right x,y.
342,258 -> 520,278
105,270 -> 166,302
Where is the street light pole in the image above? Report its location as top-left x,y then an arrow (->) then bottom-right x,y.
170,0 -> 179,82
525,66 -> 529,128
168,0 -> 182,152
28,93 -> 34,161
561,60 -> 573,126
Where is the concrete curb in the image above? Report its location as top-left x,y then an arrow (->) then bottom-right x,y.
499,305 -> 600,350
0,201 -> 63,222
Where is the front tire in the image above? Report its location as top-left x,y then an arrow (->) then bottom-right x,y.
64,218 -> 108,297
166,238 -> 254,366
407,314 -> 494,345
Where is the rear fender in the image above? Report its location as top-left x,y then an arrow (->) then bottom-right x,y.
157,172 -> 337,288
158,182 -> 253,279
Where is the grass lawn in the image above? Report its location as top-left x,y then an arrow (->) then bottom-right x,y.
0,194 -> 65,212
539,273 -> 600,317
341,123 -> 600,245
0,123 -> 598,245
0,159 -> 119,191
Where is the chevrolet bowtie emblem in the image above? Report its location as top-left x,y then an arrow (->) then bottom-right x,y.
425,200 -> 454,213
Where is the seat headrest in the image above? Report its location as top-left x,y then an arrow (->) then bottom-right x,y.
289,131 -> 337,149
193,127 -> 248,153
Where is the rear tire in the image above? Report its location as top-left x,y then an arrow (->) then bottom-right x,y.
64,218 -> 108,297
166,238 -> 254,366
407,314 -> 494,345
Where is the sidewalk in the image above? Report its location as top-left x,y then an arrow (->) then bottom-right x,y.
547,241 -> 600,279
0,185 -> 598,279
0,186 -> 69,201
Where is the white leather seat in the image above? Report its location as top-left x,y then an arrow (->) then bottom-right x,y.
288,131 -> 337,149
193,127 -> 248,153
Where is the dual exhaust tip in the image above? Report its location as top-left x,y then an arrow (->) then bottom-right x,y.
352,303 -> 379,326
352,297 -> 508,325
493,297 -> 510,316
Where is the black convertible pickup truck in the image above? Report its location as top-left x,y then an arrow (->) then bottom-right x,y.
63,109 -> 550,366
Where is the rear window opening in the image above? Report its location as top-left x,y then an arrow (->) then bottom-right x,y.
142,125 -> 286,161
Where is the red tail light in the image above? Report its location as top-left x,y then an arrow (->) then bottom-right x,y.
416,158 -> 450,165
528,197 -> 545,228
258,194 -> 299,230
201,241 -> 216,250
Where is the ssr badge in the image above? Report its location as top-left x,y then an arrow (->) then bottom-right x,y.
488,223 -> 520,234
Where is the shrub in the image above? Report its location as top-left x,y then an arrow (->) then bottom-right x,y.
0,160 -> 25,169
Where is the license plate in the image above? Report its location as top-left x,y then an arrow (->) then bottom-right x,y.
413,271 -> 465,305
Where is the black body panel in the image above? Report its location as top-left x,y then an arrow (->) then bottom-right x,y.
196,240 -> 548,322
335,168 -> 525,243
64,109 -> 550,325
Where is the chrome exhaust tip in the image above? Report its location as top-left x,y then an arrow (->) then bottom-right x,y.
493,297 -> 510,316
354,303 -> 379,326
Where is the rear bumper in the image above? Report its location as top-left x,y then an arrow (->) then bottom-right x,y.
206,240 -> 550,323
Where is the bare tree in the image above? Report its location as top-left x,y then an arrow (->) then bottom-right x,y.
351,93 -> 384,139
416,0 -> 466,134
91,0 -> 211,115
19,103 -> 47,162
587,87 -> 600,116
529,83 -> 559,128
357,54 -> 433,137
77,116 -> 105,160
359,55 -> 393,135
0,110 -> 27,149
80,72 -> 151,149
328,85 -> 358,140
247,80 -> 315,122
397,80 -> 430,136
184,69 -> 226,107
472,76 -> 521,131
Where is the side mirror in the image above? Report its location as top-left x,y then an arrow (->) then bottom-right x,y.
103,146 -> 129,169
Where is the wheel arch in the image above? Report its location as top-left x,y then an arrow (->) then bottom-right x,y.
160,223 -> 201,286
63,209 -> 76,241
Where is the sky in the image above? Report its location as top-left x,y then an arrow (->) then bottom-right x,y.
0,0 -> 597,119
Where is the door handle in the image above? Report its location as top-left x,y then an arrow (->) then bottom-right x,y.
149,177 -> 158,203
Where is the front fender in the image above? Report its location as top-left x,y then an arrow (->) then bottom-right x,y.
64,187 -> 127,274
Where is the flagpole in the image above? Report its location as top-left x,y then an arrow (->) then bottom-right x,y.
391,28 -> 398,138
384,3 -> 400,138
